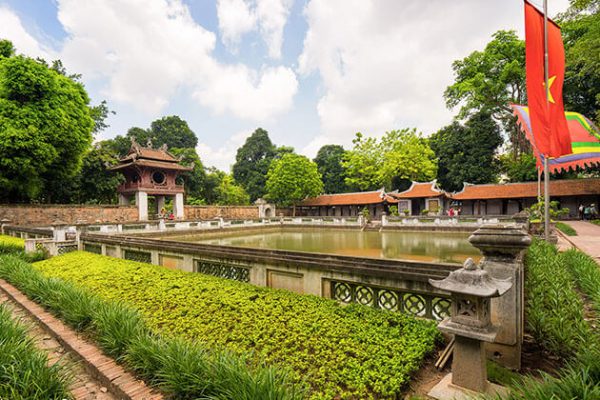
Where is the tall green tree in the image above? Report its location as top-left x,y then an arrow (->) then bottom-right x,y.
215,174 -> 251,205
430,111 -> 503,191
444,30 -> 530,157
169,147 -> 207,199
149,116 -> 198,149
266,153 -> 323,208
314,145 -> 347,194
232,128 -> 276,202
75,141 -> 125,204
499,153 -> 539,182
0,42 -> 94,202
560,1 -> 600,123
343,129 -> 437,191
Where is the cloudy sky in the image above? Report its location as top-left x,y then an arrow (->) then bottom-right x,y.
0,0 -> 570,170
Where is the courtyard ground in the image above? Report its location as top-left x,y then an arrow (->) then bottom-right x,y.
564,221 -> 600,262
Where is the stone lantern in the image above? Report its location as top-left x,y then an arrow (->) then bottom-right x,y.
428,258 -> 512,399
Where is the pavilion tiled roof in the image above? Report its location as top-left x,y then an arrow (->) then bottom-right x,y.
109,159 -> 192,171
450,178 -> 600,200
122,147 -> 178,162
391,181 -> 444,199
299,190 -> 398,206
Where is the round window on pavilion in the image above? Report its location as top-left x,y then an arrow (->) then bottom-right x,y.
152,171 -> 166,185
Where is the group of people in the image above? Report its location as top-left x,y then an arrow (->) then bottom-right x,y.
447,207 -> 462,217
159,207 -> 175,220
578,204 -> 598,220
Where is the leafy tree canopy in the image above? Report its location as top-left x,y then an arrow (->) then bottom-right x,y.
430,111 -> 503,191
215,174 -> 251,205
266,153 -> 323,206
169,147 -> 207,199
444,30 -> 530,156
314,144 -> 348,194
0,43 -> 94,202
560,1 -> 600,123
343,129 -> 437,191
499,152 -> 538,182
232,128 -> 277,202
75,141 -> 125,204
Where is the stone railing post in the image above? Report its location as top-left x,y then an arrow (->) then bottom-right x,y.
468,224 -> 531,369
0,219 -> 11,235
381,212 -> 388,226
52,219 -> 68,242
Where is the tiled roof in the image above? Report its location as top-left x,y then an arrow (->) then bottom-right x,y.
451,178 -> 600,200
122,148 -> 178,162
391,181 -> 444,199
299,190 -> 398,206
110,159 -> 192,171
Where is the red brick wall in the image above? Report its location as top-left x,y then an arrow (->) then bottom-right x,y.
0,204 -> 265,226
184,205 -> 258,219
0,205 -> 139,226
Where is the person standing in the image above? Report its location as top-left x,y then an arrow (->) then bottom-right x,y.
578,204 -> 584,220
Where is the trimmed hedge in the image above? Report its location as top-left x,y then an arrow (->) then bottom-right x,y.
0,303 -> 72,400
0,234 -> 25,255
32,251 -> 441,399
555,222 -> 577,236
0,255 -> 301,399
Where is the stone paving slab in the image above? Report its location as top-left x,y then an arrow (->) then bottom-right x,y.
564,221 -> 600,262
0,279 -> 162,400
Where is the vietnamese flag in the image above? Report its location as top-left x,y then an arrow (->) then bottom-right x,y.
524,0 -> 571,158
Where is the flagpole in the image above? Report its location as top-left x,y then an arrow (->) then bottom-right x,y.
543,0 -> 550,241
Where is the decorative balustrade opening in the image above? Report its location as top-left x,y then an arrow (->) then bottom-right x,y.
331,280 -> 451,321
123,249 -> 152,263
83,243 -> 102,254
195,259 -> 250,282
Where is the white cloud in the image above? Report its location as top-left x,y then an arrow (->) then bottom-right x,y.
55,0 -> 296,119
197,129 -> 253,171
216,0 -> 293,59
217,0 -> 257,52
0,6 -> 55,60
255,0 -> 293,59
298,0 -> 570,157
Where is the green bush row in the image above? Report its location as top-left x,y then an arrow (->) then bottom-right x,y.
32,251 -> 441,399
489,240 -> 600,400
0,234 -> 46,262
555,221 -> 577,236
0,255 -> 302,400
0,302 -> 72,400
524,239 -> 590,358
563,249 -> 600,313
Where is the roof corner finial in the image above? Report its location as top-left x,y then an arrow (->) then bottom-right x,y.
160,143 -> 168,152
146,138 -> 153,148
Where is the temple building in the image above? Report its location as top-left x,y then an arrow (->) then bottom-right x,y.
449,178 -> 600,217
388,181 -> 446,215
109,140 -> 192,220
297,178 -> 600,218
298,190 -> 398,218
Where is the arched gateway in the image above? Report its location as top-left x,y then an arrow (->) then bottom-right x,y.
109,140 -> 193,220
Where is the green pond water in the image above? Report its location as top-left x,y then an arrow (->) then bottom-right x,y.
169,228 -> 480,264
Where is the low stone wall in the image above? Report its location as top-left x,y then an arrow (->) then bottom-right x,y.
184,205 -> 259,220
0,204 -> 139,226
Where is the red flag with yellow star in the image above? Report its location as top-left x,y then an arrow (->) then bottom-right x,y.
524,0 -> 571,158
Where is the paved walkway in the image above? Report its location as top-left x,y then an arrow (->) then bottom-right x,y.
564,221 -> 600,262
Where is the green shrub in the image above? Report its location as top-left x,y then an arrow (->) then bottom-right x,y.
556,222 -> 577,236
562,249 -> 600,312
0,303 -> 72,400
487,241 -> 600,400
31,251 -> 441,399
0,255 -> 302,400
0,234 -> 25,255
524,240 -> 590,358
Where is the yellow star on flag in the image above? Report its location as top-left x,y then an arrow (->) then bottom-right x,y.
543,75 -> 556,104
